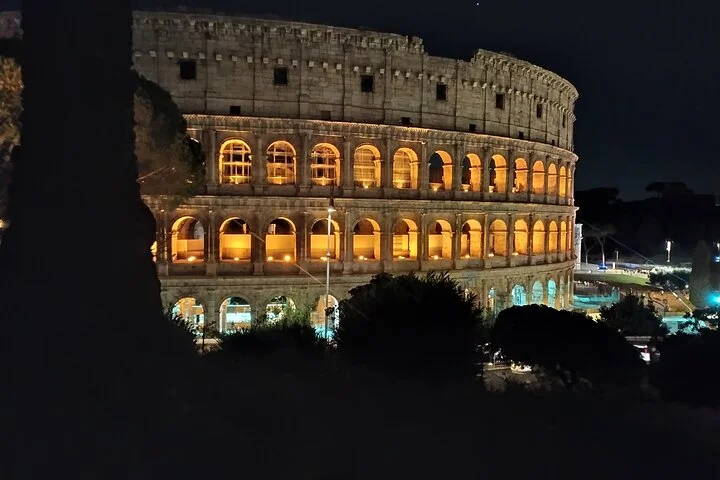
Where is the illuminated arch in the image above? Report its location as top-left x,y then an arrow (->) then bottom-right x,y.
427,219 -> 453,259
266,141 -> 297,185
560,221 -> 569,252
265,218 -> 296,262
219,218 -> 251,261
219,139 -> 252,185
489,155 -> 507,193
513,158 -> 529,193
265,295 -> 296,323
513,219 -> 529,255
171,216 -> 205,262
532,160 -> 545,194
393,218 -> 419,259
559,165 -> 568,197
219,296 -> 251,331
532,220 -> 546,255
392,148 -> 418,189
531,280 -> 544,304
310,143 -> 341,187
461,154 -> 482,192
489,219 -> 508,257
547,163 -> 558,195
511,284 -> 527,306
429,150 -> 452,191
549,221 -> 559,252
547,279 -> 557,308
173,297 -> 204,330
310,218 -> 341,260
353,145 -> 381,188
353,218 -> 381,260
312,295 -> 339,333
460,219 -> 483,258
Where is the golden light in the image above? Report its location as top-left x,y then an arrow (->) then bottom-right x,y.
233,257 -> 240,261
398,255 -> 405,260
363,184 -> 369,189
462,185 -> 470,192
488,253 -> 495,257
432,255 -> 439,260
358,255 -> 366,261
267,256 -> 274,261
430,183 -> 440,192
464,254 -> 471,259
283,254 -> 292,262
187,256 -> 196,262
320,256 -> 328,262
512,251 -> 519,256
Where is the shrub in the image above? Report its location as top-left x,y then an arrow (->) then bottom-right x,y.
334,272 -> 485,380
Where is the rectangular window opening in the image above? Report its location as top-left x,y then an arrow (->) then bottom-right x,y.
360,75 -> 374,93
229,105 -> 241,115
179,60 -> 197,80
436,83 -> 447,101
551,139 -> 556,146
495,93 -> 504,110
273,67 -> 289,85
401,117 -> 411,126
536,104 -> 543,118
320,110 -> 332,121
468,123 -> 477,133
518,131 -> 524,140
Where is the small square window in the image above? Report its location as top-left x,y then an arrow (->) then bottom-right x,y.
273,67 -> 288,85
551,139 -> 556,146
518,131 -> 524,140
495,93 -> 504,110
562,115 -> 567,127
229,105 -> 241,115
468,123 -> 477,133
360,75 -> 374,93
179,60 -> 197,80
401,117 -> 411,126
436,83 -> 447,101
536,104 -> 543,118
320,110 -> 332,121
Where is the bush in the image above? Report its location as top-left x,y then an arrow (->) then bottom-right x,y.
334,272 -> 485,380
599,294 -> 667,339
492,305 -> 644,389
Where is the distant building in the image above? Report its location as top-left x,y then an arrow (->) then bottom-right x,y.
574,223 -> 583,270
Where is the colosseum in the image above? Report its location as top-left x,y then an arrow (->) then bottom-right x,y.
1,10 -> 579,332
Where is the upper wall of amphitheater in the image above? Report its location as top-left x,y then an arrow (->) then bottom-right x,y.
0,11 -> 578,152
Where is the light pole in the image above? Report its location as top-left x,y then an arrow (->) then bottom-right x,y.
324,198 -> 336,340
614,249 -> 619,270
666,240 -> 672,263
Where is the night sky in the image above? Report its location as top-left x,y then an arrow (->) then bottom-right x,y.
7,0 -> 719,199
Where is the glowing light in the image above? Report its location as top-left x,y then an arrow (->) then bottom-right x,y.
363,184 -> 369,189
320,256 -> 328,261
512,251 -> 519,256
464,254 -> 471,259
431,185 -> 440,192
187,256 -> 196,262
233,257 -> 240,261
488,253 -> 495,257
358,255 -> 366,260
432,255 -> 440,260
462,185 -> 470,192
398,256 -> 405,260
283,255 -> 292,262
267,256 -> 274,261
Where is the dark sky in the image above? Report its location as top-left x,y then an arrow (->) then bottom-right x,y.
8,1 -> 719,199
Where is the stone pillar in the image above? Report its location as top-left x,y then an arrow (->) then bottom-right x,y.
206,210 -> 217,276
299,212 -> 308,263
156,209 -> 169,276
253,134 -> 266,194
506,148 -> 515,201
382,139 -> 394,193
381,214 -> 393,270
299,133 -> 311,194
343,211 -> 353,273
452,143 -> 463,193
342,138 -> 353,193
419,142 -> 428,197
204,295 -> 219,335
418,213 -> 426,262
541,154 -> 549,201
482,214 -> 490,261
544,215 -> 551,264
206,129 -> 219,193
252,219 -> 265,275
453,213 -> 462,266
568,164 -> 576,205
482,146 -> 491,199
506,213 -> 514,267
527,213 -> 534,259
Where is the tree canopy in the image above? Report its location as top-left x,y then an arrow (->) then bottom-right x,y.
0,57 -> 21,217
599,294 -> 667,339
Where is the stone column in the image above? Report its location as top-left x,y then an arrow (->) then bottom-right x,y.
382,138 -> 394,193
527,213 -> 534,259
482,214 -> 490,262
299,133 -> 311,194
343,210 -> 353,273
157,209 -> 169,276
419,142 -> 428,197
206,129 -> 219,193
206,210 -> 217,276
568,164 -> 576,205
541,154 -> 549,202
252,218 -> 265,275
452,143 -> 463,194
544,215 -> 551,264
506,148 -> 515,201
453,213 -> 462,267
252,134 -> 266,194
482,146 -> 491,200
506,213 -> 514,267
299,212 -> 308,263
204,295 -> 219,335
381,213 -> 393,271
418,213 -> 426,263
342,138 -> 353,193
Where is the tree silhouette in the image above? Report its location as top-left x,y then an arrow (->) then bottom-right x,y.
599,294 -> 667,339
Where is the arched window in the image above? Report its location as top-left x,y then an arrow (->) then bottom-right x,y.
173,297 -> 204,330
427,220 -> 452,259
547,163 -> 558,195
266,141 -> 296,185
353,145 -> 381,188
511,284 -> 527,306
171,217 -> 204,262
531,280 -> 544,304
429,151 -> 452,191
462,154 -> 482,192
489,155 -> 507,193
513,158 -> 528,193
266,296 -> 295,323
220,297 -> 251,331
219,218 -> 251,261
489,219 -> 507,256
547,280 -> 557,308
532,221 -> 546,255
393,148 -> 417,189
219,140 -> 252,184
513,219 -> 529,255
392,219 -> 418,259
310,143 -> 340,186
266,218 -> 296,261
353,218 -> 381,260
549,221 -> 559,252
460,220 -> 482,258
560,221 -> 568,252
559,165 -> 568,197
310,218 -> 340,260
532,160 -> 545,194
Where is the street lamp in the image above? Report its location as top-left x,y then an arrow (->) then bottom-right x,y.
666,240 -> 672,263
324,198 -> 336,340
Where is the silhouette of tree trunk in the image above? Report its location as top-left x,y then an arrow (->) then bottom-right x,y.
0,1 -> 185,477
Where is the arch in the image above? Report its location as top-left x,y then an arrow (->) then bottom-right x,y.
393,148 -> 418,189
489,219 -> 507,257
513,219 -> 529,255
547,279 -> 557,308
461,154 -> 482,192
266,141 -> 296,185
312,295 -> 339,334
511,284 -> 527,306
548,220 -> 559,253
559,165 -> 568,197
532,220 -> 546,255
547,163 -> 558,195
265,295 -> 296,323
531,280 -> 544,304
558,277 -> 566,309
310,218 -> 341,260
393,218 -> 419,259
219,139 -> 252,185
219,296 -> 251,331
532,160 -> 545,194
353,145 -> 381,188
487,287 -> 498,318
173,297 -> 204,330
310,143 -> 341,187
266,218 -> 296,262
219,217 -> 251,261
171,216 -> 205,262
560,220 -> 568,252
567,168 -> 573,198
489,155 -> 507,193
513,158 -> 529,193
427,219 -> 453,259
428,150 -> 452,191
460,219 -> 483,258
353,218 -> 381,260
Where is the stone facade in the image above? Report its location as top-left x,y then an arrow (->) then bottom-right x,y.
0,10 -> 580,330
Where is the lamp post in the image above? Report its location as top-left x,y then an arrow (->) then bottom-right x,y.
666,240 -> 672,263
325,198 -> 336,340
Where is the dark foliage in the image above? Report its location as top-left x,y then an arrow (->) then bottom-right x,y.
599,294 -> 668,339
335,272 -> 485,379
648,270 -> 689,290
491,305 -> 644,388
